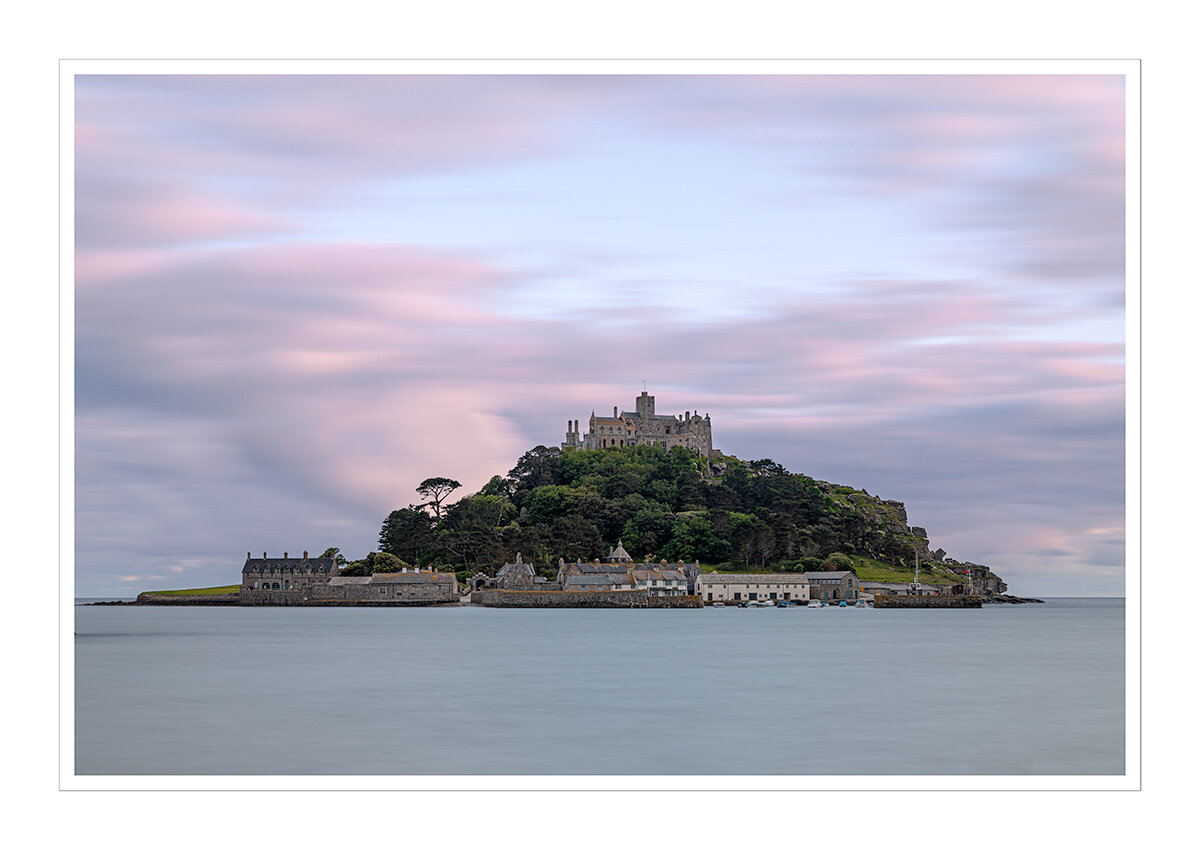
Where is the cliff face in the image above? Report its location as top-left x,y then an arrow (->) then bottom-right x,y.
812,481 -> 1007,596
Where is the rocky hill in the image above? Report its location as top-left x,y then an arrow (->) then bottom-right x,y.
375,444 -> 1011,595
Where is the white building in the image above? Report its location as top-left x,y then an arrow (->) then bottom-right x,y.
695,572 -> 810,604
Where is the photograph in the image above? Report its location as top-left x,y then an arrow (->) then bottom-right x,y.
68,62 -> 1131,784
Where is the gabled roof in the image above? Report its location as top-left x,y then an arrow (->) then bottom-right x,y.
606,540 -> 633,562
563,562 -> 631,574
631,569 -> 685,581
497,563 -> 536,578
807,570 -> 857,581
565,574 -> 630,586
699,573 -> 810,584
369,572 -> 449,584
243,557 -> 337,574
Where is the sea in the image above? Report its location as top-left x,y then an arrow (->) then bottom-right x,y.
73,597 -> 1124,776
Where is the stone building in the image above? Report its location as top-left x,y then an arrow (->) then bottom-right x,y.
562,391 -> 714,456
496,553 -> 537,589
311,569 -> 458,603
695,572 -> 811,604
629,568 -> 687,596
240,551 -> 338,593
806,570 -> 861,602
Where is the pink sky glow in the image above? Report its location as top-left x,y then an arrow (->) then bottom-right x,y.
74,73 -> 1126,597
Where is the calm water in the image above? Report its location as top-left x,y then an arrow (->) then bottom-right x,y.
74,598 -> 1124,775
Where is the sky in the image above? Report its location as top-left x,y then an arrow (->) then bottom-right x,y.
73,72 -> 1127,598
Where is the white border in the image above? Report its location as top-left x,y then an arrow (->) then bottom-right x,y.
61,57 -> 1139,792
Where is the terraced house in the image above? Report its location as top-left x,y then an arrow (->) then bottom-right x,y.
696,572 -> 811,604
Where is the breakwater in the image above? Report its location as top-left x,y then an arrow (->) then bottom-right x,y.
472,589 -> 703,608
135,592 -> 239,606
873,594 -> 982,609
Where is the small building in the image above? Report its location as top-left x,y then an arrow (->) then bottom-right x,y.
563,572 -> 635,592
311,569 -> 458,603
696,572 -> 810,603
555,557 -> 636,586
805,570 -> 861,602
496,553 -> 538,589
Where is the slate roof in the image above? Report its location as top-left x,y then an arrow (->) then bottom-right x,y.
565,574 -> 630,587
630,569 -> 685,582
699,573 -> 809,584
242,557 -> 337,574
806,570 -> 857,582
369,572 -> 450,583
566,562 -> 633,574
327,576 -> 372,586
497,563 -> 536,578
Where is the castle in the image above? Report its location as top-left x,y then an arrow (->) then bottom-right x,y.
561,391 -> 714,457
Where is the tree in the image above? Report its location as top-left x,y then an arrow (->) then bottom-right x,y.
379,505 -> 436,565
416,477 -> 462,523
367,552 -> 409,573
319,547 -> 348,568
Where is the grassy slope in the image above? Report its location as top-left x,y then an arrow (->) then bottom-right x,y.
141,585 -> 241,596
700,556 -> 961,585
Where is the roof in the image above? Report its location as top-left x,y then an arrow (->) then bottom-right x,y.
327,576 -> 372,586
807,571 -> 857,581
563,562 -> 632,574
369,572 -> 450,584
699,573 -> 809,585
606,540 -> 633,562
631,569 -> 685,581
497,563 -> 536,578
565,574 -> 630,586
243,557 -> 337,574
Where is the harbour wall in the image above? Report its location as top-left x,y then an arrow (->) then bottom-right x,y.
473,589 -> 703,608
136,592 -> 239,605
873,594 -> 982,609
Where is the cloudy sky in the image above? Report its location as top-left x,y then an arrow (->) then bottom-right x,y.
73,72 -> 1126,597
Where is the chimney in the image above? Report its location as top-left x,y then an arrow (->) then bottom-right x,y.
263,551 -> 267,559
614,406 -> 618,417
303,550 -> 308,559
247,551 -> 251,560
284,552 -> 288,559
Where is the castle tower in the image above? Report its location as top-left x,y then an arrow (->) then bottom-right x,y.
561,418 -> 580,450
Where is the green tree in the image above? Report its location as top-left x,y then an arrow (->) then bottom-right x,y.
379,505 -> 436,565
416,477 -> 462,523
319,547 -> 348,568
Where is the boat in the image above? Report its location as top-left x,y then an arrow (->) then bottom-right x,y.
776,600 -> 789,608
711,602 -> 725,607
854,599 -> 869,608
806,600 -> 822,608
838,600 -> 848,607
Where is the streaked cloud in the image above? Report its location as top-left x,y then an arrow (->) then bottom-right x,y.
74,73 -> 1125,596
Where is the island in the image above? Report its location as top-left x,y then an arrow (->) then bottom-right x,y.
128,391 -> 1042,608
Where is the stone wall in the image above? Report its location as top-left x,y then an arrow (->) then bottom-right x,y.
473,589 -> 703,608
310,580 -> 456,604
238,588 -> 308,606
873,594 -> 982,609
